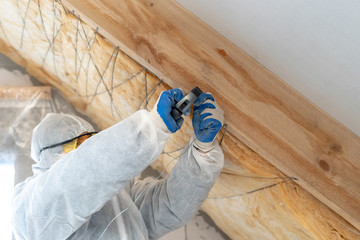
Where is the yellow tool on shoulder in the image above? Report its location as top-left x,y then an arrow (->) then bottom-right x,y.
62,132 -> 97,153
39,132 -> 98,155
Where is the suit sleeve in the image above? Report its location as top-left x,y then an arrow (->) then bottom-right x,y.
11,110 -> 170,240
128,138 -> 224,240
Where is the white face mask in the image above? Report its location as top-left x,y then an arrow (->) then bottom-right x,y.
32,150 -> 68,175
52,152 -> 68,163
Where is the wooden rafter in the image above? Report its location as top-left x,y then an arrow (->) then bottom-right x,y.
62,0 -> 360,229
1,0 -> 359,238
0,86 -> 51,100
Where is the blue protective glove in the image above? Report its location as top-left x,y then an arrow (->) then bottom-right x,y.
192,93 -> 224,147
156,88 -> 190,133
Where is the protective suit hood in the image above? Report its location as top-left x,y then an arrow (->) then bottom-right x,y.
31,113 -> 94,174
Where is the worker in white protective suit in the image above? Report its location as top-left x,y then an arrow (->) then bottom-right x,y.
11,88 -> 224,240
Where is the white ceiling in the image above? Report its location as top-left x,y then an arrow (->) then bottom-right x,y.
176,0 -> 360,137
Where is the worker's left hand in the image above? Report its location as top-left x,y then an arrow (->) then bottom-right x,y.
154,89 -> 190,133
192,93 -> 224,151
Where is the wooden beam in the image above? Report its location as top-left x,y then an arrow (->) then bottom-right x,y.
62,0 -> 360,229
0,87 -> 51,100
1,0 -> 359,237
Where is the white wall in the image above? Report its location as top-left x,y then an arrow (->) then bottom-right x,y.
176,0 -> 360,137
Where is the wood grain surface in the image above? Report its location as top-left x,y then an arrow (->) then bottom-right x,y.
1,0 -> 359,238
62,0 -> 360,229
0,86 -> 51,99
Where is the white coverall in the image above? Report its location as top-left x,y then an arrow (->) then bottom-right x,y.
11,110 -> 224,239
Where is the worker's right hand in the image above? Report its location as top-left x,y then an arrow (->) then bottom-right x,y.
192,93 -> 224,151
154,89 -> 189,133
